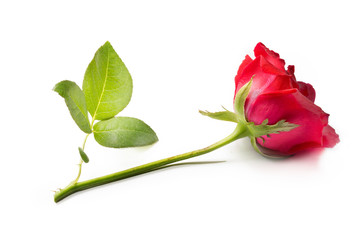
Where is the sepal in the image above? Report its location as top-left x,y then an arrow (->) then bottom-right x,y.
199,107 -> 239,123
234,78 -> 253,122
199,77 -> 253,124
247,120 -> 298,158
250,137 -> 287,159
247,119 -> 299,138
199,75 -> 299,158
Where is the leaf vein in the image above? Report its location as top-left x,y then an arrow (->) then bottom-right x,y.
94,129 -> 153,134
92,45 -> 110,120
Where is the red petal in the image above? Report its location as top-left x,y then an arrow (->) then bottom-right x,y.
235,55 -> 253,81
246,89 -> 331,155
286,65 -> 299,89
322,125 -> 340,147
287,65 -> 295,75
235,56 -> 295,113
234,57 -> 262,102
254,42 -> 286,72
259,55 -> 288,75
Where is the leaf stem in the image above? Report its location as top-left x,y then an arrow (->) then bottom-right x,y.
73,133 -> 91,183
54,123 -> 248,203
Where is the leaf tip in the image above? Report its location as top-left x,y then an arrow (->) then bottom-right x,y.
103,41 -> 112,48
199,109 -> 207,115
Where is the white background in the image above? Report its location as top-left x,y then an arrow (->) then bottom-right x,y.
0,0 -> 359,239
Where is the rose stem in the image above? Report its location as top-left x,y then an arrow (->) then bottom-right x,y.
54,123 -> 247,203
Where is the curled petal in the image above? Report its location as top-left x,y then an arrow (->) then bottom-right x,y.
297,81 -> 316,102
286,65 -> 300,89
322,125 -> 340,148
287,65 -> 295,75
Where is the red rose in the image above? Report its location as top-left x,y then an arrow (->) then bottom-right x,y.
234,43 -> 339,155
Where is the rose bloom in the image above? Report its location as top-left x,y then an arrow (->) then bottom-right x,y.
235,43 -> 339,155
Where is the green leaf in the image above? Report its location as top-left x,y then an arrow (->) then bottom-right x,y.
53,80 -> 92,133
78,147 -> 89,163
234,77 -> 253,122
93,117 -> 158,148
199,107 -> 239,123
83,41 -> 133,120
247,119 -> 299,138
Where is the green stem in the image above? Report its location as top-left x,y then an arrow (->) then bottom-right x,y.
54,124 -> 248,203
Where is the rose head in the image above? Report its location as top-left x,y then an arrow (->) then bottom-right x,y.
235,43 -> 339,155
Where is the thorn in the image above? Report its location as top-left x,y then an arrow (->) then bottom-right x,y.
50,188 -> 61,193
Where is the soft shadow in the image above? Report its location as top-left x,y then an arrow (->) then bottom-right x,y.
229,140 -> 323,169
154,160 -> 226,170
54,160 -> 227,204
288,148 -> 324,162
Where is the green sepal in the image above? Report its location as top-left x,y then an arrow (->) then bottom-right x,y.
78,147 -> 90,163
199,107 -> 239,123
251,137 -> 268,157
248,119 -> 298,158
234,78 -> 253,122
199,77 -> 253,124
53,80 -> 92,134
247,119 -> 299,138
198,75 -> 300,159
250,137 -> 289,159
